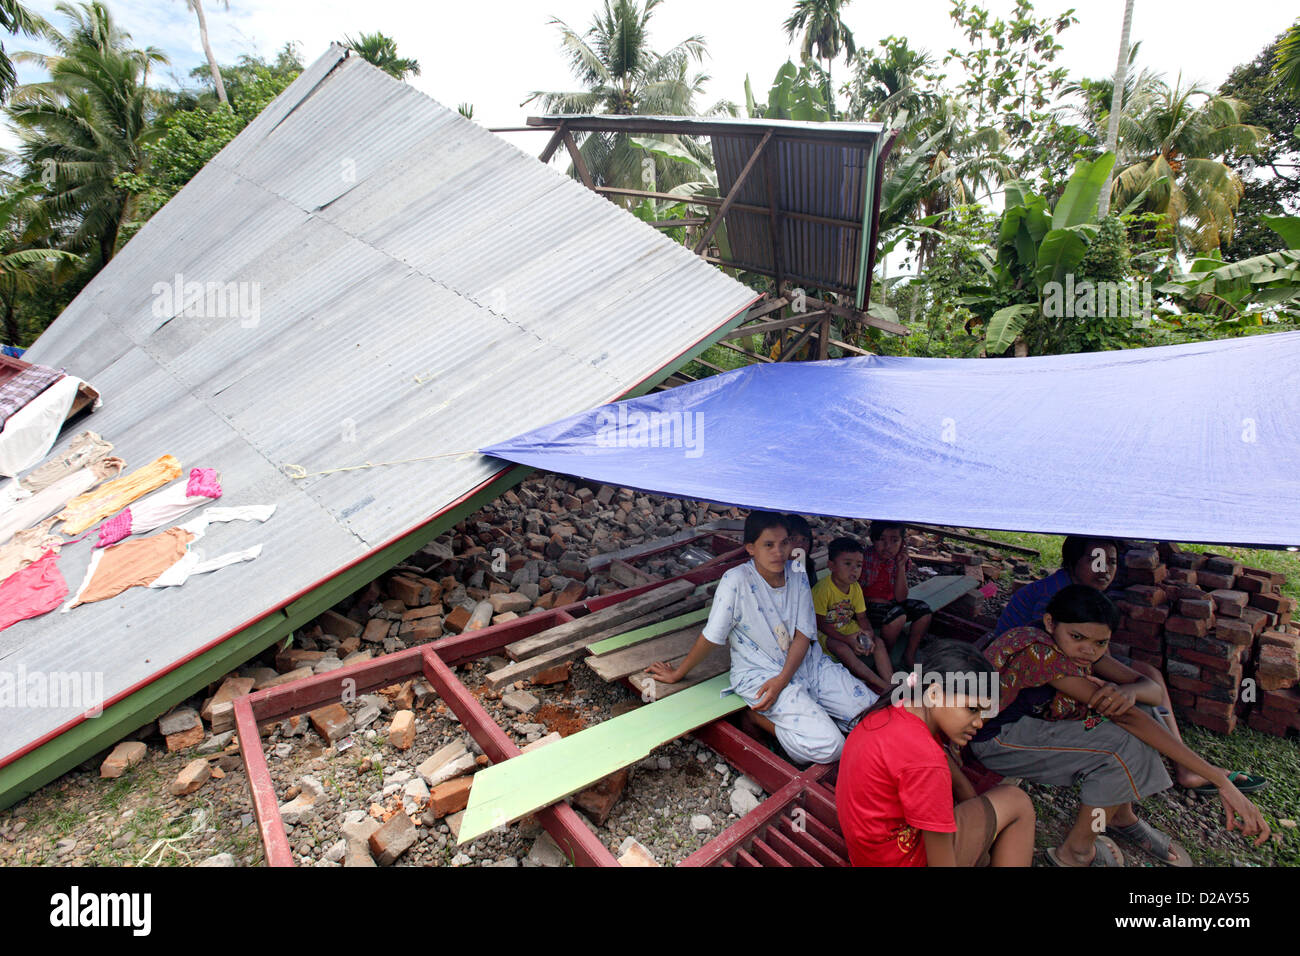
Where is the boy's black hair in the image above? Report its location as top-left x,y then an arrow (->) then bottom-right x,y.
828,536 -> 864,561
858,639 -> 999,718
867,520 -> 906,542
1044,583 -> 1121,631
1060,535 -> 1120,573
743,510 -> 789,545
785,514 -> 813,540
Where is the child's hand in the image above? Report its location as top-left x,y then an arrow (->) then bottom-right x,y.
1218,784 -> 1271,846
1085,676 -> 1137,717
647,661 -> 681,684
752,677 -> 786,712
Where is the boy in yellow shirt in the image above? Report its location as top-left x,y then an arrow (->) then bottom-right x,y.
811,538 -> 894,694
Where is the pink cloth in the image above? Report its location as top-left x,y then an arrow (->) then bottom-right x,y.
96,508 -> 134,548
0,549 -> 67,630
185,467 -> 221,498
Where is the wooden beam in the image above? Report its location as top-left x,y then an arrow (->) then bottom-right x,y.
776,319 -> 822,362
595,186 -> 722,207
716,339 -> 773,363
719,311 -> 826,340
817,315 -> 830,361
562,129 -> 594,189
694,129 -> 773,255
802,293 -> 911,337
505,580 -> 694,660
646,218 -> 708,229
525,114 -> 883,148
538,122 -> 567,164
745,296 -> 790,321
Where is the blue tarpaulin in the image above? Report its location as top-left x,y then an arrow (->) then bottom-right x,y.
481,332 -> 1300,547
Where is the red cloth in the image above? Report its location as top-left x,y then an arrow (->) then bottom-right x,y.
0,549 -> 68,630
836,706 -> 955,867
859,548 -> 907,602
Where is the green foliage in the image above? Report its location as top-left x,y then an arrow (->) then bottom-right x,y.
343,31 -> 420,80
744,60 -> 829,121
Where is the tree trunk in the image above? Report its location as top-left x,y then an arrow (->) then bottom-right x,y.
192,0 -> 229,106
1098,0 -> 1135,217
3,296 -> 18,348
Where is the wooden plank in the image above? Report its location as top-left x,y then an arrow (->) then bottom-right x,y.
586,624 -> 703,682
587,605 -> 711,655
489,595 -> 709,689
504,580 -> 693,660
457,674 -> 745,843
906,574 -> 980,611
628,651 -> 729,701
719,311 -> 827,340
483,636 -> 592,692
538,123 -> 567,163
910,524 -> 1040,557
744,296 -> 790,321
594,185 -> 723,207
562,129 -> 594,189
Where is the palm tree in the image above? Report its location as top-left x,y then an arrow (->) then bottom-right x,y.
0,1 -> 46,104
176,0 -> 228,106
782,0 -> 856,118
524,0 -> 729,197
344,32 -> 420,80
1097,0 -> 1134,216
1275,18 -> 1300,93
9,1 -> 167,269
1109,74 -> 1265,254
0,174 -> 79,344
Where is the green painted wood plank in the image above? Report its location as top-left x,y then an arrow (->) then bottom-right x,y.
586,606 -> 711,655
459,673 -> 743,843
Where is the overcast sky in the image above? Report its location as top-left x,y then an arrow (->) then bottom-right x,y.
10,0 -> 1297,157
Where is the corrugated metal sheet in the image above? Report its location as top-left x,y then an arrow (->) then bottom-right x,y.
714,133 -> 878,297
3,46 -> 756,764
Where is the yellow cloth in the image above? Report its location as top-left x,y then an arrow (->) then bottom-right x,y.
57,454 -> 182,535
811,575 -> 866,656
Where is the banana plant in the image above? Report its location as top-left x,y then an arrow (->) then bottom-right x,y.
1158,216 -> 1300,325
958,153 -> 1118,353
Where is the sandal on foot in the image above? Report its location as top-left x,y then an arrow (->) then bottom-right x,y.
1109,818 -> 1192,866
1189,771 -> 1268,795
1046,835 -> 1125,867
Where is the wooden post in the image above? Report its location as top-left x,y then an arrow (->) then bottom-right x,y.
562,129 -> 595,189
693,129 -> 773,255
538,122 -> 567,163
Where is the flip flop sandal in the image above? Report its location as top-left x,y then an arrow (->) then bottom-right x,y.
1190,771 -> 1268,795
1109,818 -> 1192,866
1046,835 -> 1125,867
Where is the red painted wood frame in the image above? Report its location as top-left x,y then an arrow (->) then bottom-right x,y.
233,535 -> 757,867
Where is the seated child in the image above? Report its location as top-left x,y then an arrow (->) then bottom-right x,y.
784,513 -> 817,582
971,584 -> 1270,867
859,520 -> 932,670
811,537 -> 893,694
988,536 -> 1260,794
992,535 -> 1120,636
647,510 -> 876,765
836,639 -> 1035,867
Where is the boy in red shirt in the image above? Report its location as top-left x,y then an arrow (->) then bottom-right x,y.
859,520 -> 932,670
836,640 -> 1035,867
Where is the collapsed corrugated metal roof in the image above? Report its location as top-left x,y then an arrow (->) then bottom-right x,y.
526,114 -> 893,309
0,46 -> 757,794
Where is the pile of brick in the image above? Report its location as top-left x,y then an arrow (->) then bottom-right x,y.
1109,543 -> 1300,737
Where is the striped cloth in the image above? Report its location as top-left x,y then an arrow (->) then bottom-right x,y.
0,365 -> 64,428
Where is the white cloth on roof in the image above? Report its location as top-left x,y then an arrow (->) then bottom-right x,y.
177,504 -> 275,535
0,458 -> 122,547
0,376 -> 93,478
149,544 -> 263,588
